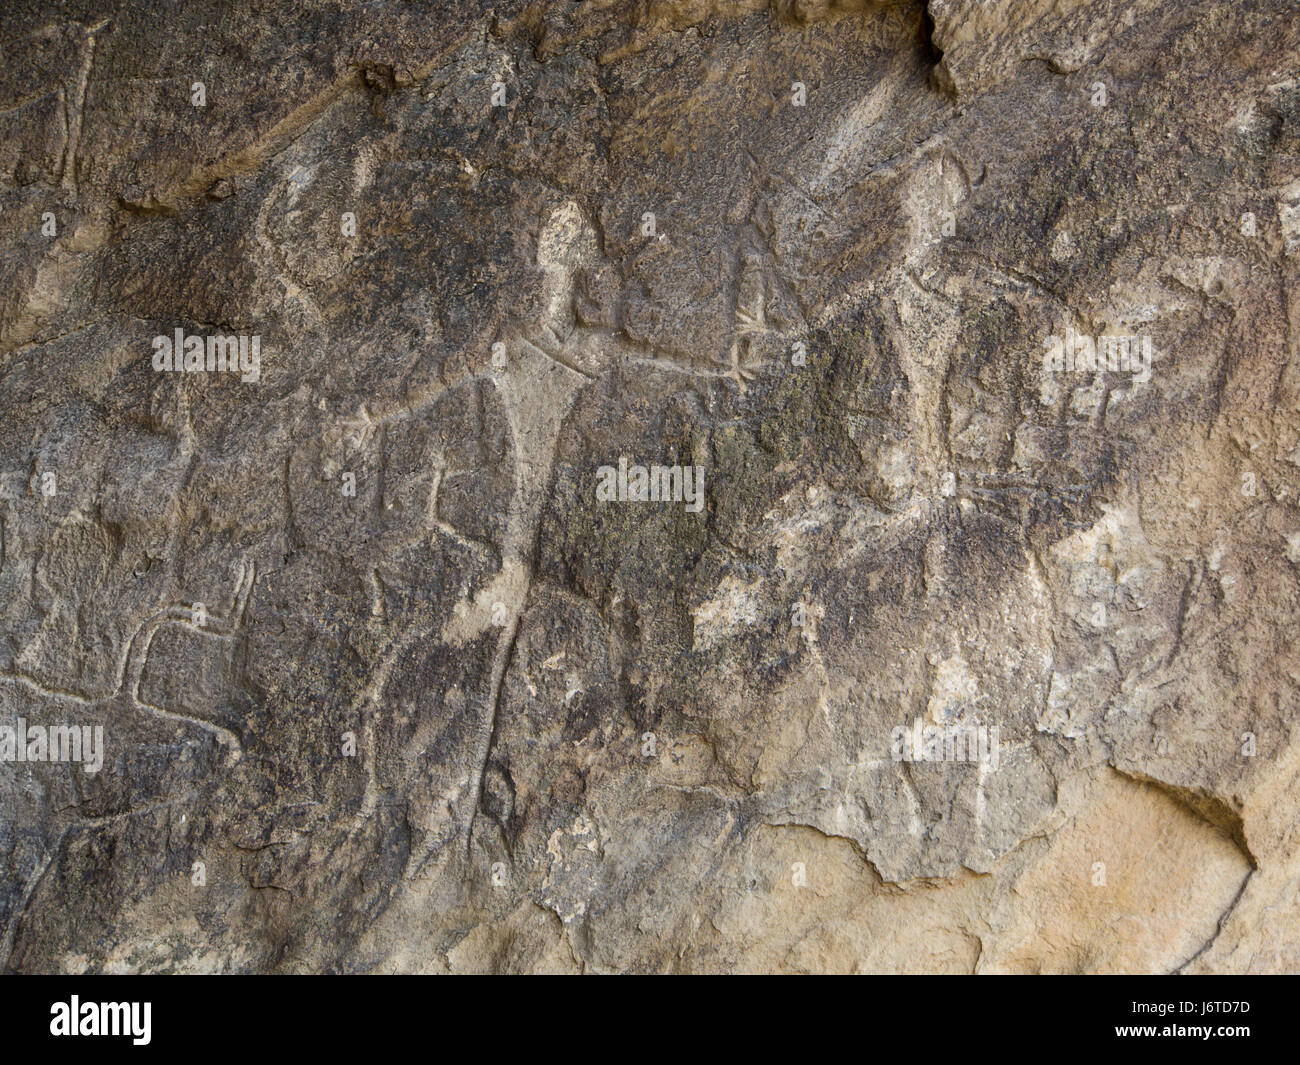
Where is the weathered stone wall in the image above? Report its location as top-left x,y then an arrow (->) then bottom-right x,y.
1,0 -> 1298,973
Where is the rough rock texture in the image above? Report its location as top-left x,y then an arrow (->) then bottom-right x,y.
2,0 -> 1299,973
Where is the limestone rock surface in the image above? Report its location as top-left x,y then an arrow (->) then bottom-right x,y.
2,0 -> 1299,973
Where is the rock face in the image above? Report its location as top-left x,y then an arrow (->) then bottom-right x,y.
1,0 -> 1298,974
